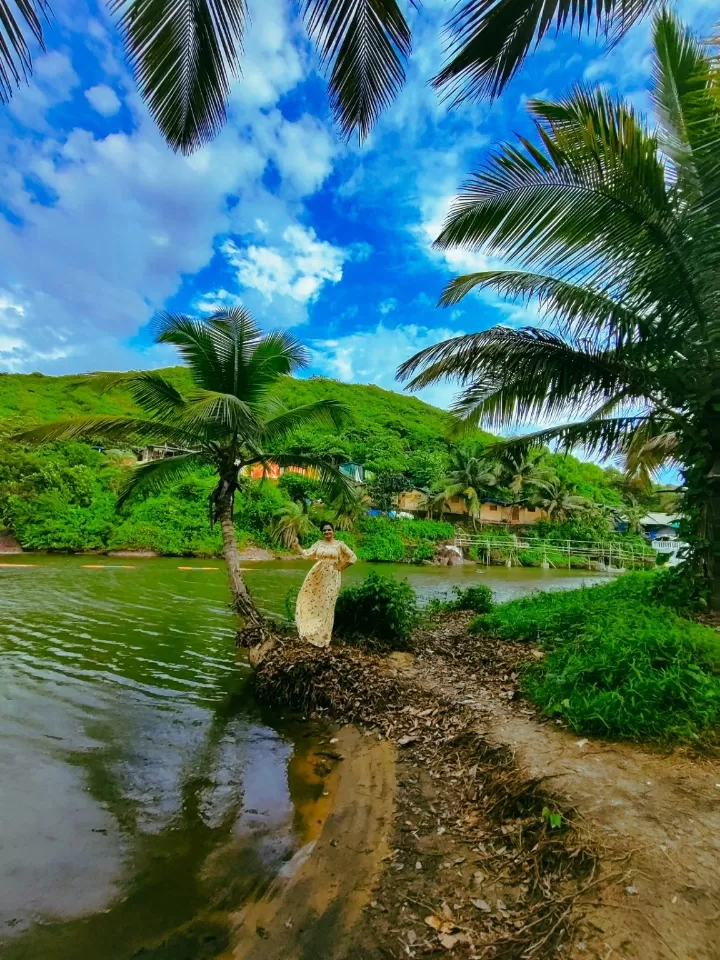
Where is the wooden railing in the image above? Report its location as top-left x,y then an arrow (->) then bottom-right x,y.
453,534 -> 657,569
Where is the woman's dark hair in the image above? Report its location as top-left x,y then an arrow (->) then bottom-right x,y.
320,521 -> 334,532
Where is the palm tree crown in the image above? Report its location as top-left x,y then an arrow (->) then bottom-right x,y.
432,445 -> 501,526
397,12 -> 720,602
16,308 -> 352,630
3,0 -> 660,154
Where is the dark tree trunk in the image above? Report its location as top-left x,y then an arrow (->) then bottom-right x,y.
707,477 -> 720,611
215,482 -> 267,646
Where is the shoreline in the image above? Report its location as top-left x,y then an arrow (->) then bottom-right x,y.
229,726 -> 395,960
248,615 -> 720,959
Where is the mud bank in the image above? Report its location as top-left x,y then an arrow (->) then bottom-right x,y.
230,726 -> 395,960
252,639 -> 599,959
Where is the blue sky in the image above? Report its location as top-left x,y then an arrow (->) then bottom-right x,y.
0,0 -> 715,414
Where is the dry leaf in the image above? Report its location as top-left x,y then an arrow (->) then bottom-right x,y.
439,932 -> 470,950
471,899 -> 492,912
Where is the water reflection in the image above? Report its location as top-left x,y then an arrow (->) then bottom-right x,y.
0,556 -> 612,958
0,561 -> 330,959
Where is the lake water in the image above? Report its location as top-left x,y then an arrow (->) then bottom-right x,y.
0,556 -> 612,958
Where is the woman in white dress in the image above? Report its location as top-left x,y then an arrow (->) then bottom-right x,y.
292,522 -> 357,647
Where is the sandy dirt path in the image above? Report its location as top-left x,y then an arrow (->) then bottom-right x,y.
411,620 -> 720,960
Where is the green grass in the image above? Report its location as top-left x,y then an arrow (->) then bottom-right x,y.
472,572 -> 720,742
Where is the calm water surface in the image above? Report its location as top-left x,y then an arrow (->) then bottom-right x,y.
0,556 -> 612,958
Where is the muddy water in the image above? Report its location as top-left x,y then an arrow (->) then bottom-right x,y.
0,556 -> 612,958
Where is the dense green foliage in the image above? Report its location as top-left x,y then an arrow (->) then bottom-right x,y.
429,583 -> 495,615
473,573 -> 720,741
1,367 -> 669,559
334,571 -> 420,650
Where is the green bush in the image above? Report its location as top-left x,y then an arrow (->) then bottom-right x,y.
473,571 -> 720,741
411,540 -> 435,564
334,571 -> 420,650
356,520 -> 406,562
523,606 -> 720,740
450,583 -> 494,613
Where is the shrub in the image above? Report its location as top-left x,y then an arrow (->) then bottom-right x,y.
411,540 -> 435,564
473,571 -> 720,741
334,571 -> 420,650
450,583 -> 494,613
427,582 -> 495,615
356,529 -> 406,562
522,606 -> 720,740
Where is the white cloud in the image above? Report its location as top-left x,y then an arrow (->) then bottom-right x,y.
0,0 -> 343,371
379,297 -> 398,314
310,321 -> 467,409
219,225 -> 347,322
85,84 -> 122,116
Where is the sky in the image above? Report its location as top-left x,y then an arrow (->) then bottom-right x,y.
0,0 -> 716,416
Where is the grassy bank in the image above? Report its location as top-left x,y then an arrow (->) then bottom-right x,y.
473,571 -> 720,741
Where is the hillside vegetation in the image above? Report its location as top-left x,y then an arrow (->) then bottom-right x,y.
0,369 -> 664,559
0,369 -> 479,471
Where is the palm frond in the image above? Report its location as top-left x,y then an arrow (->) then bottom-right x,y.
398,326 -> 652,431
438,269 -> 647,347
432,86 -> 712,333
153,310 -> 235,393
175,389 -> 260,436
652,10 -> 720,207
261,398 -> 351,444
624,422 -> 677,486
76,371 -> 187,420
109,0 -> 246,154
303,0 -> 411,141
13,415 -> 200,448
0,0 -> 49,103
482,414 -> 661,462
117,451 -> 209,506
432,0 -> 656,106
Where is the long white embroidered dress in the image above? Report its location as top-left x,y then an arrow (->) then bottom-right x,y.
295,539 -> 357,647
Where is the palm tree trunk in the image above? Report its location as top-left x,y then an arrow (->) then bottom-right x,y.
706,472 -> 720,612
215,484 -> 266,642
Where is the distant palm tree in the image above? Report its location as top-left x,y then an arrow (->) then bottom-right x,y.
15,308 -> 351,641
271,500 -> 316,549
2,0 -> 661,155
332,484 -> 368,531
499,451 -> 553,498
398,12 -> 720,605
435,446 -> 501,528
535,480 -> 589,521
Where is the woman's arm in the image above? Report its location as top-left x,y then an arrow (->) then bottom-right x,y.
337,541 -> 357,570
293,539 -> 317,559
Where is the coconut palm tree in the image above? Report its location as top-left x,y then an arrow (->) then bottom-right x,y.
2,0 -> 660,155
435,445 -> 502,528
14,308 -> 351,641
271,500 -> 316,548
397,12 -> 720,605
498,451 -> 553,498
535,480 -> 589,521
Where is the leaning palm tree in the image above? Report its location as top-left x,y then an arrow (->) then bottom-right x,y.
436,445 -> 502,528
3,0 -> 661,155
14,308 -> 352,641
398,12 -> 720,606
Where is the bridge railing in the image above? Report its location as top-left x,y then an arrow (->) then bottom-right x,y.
453,534 -> 656,569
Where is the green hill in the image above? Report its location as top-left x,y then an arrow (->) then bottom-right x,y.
0,368 -> 488,470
